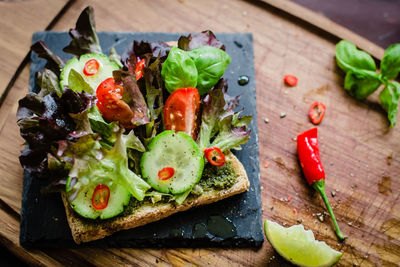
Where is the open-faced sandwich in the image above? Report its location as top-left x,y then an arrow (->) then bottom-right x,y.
17,6 -> 252,244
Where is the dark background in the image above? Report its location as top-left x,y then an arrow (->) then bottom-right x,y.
2,0 -> 399,265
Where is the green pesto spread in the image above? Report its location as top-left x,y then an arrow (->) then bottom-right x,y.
77,161 -> 237,225
197,161 -> 237,190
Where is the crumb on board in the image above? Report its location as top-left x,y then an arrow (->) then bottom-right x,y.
264,161 -> 269,168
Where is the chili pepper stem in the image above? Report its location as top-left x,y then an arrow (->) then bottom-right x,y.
313,180 -> 347,242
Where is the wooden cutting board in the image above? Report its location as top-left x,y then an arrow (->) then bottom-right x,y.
0,0 -> 399,266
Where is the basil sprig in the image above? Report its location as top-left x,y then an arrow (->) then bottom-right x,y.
336,41 -> 400,127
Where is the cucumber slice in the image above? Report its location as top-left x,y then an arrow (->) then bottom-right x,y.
60,53 -> 119,92
67,178 -> 130,220
141,130 -> 204,194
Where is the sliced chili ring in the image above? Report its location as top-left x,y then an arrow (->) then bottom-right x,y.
92,184 -> 110,210
158,167 -> 175,181
135,59 -> 145,80
83,59 -> 100,76
309,102 -> 326,125
204,147 -> 225,167
283,74 -> 298,86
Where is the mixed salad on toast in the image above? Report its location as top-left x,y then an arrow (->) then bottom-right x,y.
17,6 -> 252,243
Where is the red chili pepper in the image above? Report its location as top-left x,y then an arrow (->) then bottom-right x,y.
283,75 -> 298,86
204,147 -> 225,166
158,167 -> 175,181
309,102 -> 326,125
135,59 -> 145,80
297,128 -> 346,241
92,184 -> 110,210
83,59 -> 100,76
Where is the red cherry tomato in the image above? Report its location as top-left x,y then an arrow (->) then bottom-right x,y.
92,184 -> 110,210
164,87 -> 200,140
283,75 -> 298,86
96,78 -> 134,129
83,59 -> 100,76
309,102 -> 326,125
204,147 -> 226,167
135,59 -> 145,80
158,167 -> 175,181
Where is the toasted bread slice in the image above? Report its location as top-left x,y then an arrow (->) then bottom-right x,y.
62,151 -> 249,244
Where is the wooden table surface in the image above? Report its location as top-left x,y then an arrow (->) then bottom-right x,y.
0,0 -> 399,266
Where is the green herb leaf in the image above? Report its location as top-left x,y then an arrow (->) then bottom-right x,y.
161,47 -> 198,93
381,44 -> 400,80
379,81 -> 400,127
335,40 -> 376,73
188,46 -> 231,95
87,106 -> 118,145
109,46 -> 123,68
344,69 -> 381,99
68,69 -> 94,93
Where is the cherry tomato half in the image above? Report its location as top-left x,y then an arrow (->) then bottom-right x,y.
158,167 -> 175,181
309,102 -> 326,125
92,184 -> 110,210
135,59 -> 145,80
283,74 -> 298,86
164,87 -> 200,140
83,59 -> 100,76
96,78 -> 135,129
204,147 -> 226,167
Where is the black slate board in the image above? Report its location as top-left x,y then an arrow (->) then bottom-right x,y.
20,32 -> 263,248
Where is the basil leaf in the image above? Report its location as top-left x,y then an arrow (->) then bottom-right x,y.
68,69 -> 94,93
188,46 -> 231,95
161,47 -> 198,93
335,40 -> 376,73
381,44 -> 400,80
344,69 -> 381,99
379,81 -> 400,127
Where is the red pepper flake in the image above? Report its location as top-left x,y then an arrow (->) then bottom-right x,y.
309,102 -> 326,125
293,208 -> 297,214
287,196 -> 292,202
295,34 -> 299,38
283,75 -> 298,86
264,161 -> 270,168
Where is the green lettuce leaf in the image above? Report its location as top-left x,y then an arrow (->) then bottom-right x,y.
68,69 -> 94,93
68,130 -> 150,202
197,79 -> 251,152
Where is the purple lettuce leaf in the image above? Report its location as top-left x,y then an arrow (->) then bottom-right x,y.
63,6 -> 102,56
122,40 -> 171,75
17,89 -> 95,177
113,70 -> 150,127
178,30 -> 226,51
197,79 -> 251,151
31,41 -> 65,75
144,57 -> 165,120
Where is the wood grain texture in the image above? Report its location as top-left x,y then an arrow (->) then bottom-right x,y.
0,0 -> 70,99
0,0 -> 399,266
259,0 -> 385,59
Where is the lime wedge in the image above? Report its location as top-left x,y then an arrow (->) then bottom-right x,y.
264,220 -> 342,267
